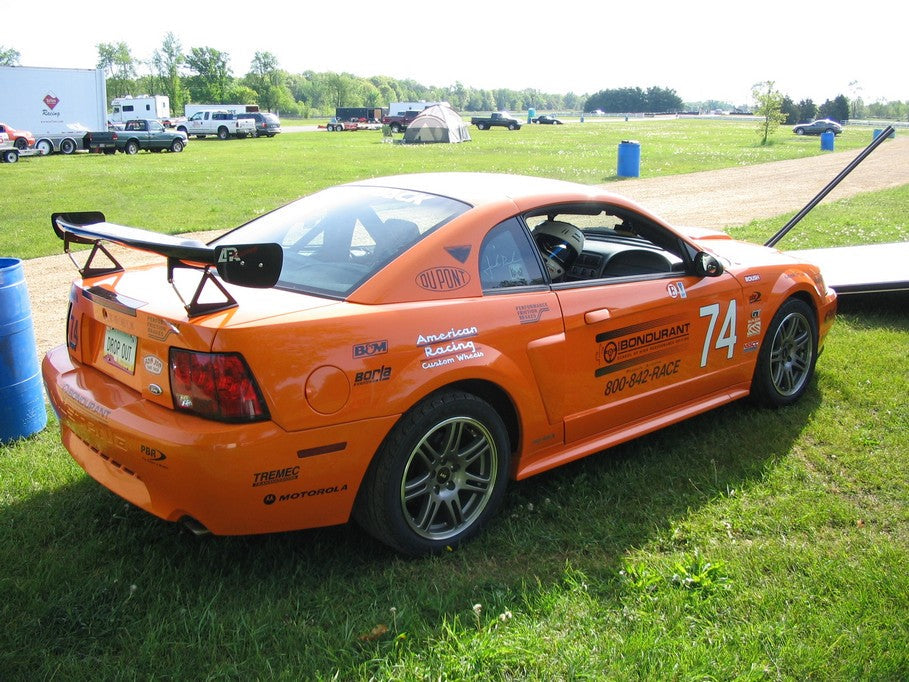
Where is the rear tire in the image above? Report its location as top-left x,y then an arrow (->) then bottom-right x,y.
354,390 -> 510,556
125,140 -> 140,155
217,127 -> 229,140
35,139 -> 53,155
751,298 -> 817,407
60,138 -> 77,155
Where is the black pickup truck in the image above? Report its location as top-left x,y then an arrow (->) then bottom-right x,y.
85,119 -> 188,154
470,111 -> 522,130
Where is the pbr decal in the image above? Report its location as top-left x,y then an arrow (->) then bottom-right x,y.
416,266 -> 471,292
595,316 -> 691,377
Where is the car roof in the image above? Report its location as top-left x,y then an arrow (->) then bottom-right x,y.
346,172 -> 619,209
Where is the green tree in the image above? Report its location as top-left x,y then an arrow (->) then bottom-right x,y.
152,33 -> 186,114
818,95 -> 849,123
248,51 -> 284,111
185,47 -> 232,102
0,45 -> 20,66
97,42 -> 136,98
752,80 -> 786,145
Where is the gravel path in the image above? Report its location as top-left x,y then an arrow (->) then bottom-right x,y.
22,136 -> 908,360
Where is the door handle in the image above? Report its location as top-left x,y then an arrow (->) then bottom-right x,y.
584,308 -> 611,324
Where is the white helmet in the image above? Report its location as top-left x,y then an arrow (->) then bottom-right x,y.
534,220 -> 585,280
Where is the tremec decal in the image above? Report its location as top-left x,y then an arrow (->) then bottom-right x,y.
595,315 -> 691,377
415,266 -> 471,292
253,466 -> 300,487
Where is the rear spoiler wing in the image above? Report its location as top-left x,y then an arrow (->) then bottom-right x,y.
52,211 -> 283,316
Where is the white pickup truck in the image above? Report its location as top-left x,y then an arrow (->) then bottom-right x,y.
177,110 -> 256,140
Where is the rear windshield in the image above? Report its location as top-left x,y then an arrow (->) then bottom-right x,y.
212,185 -> 470,297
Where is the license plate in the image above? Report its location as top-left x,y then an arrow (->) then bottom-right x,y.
103,327 -> 138,374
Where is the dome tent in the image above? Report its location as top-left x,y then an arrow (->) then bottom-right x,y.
402,104 -> 471,144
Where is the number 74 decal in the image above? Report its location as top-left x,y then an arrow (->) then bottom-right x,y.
699,301 -> 738,367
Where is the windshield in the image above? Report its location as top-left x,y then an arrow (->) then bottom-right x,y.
213,185 -> 470,297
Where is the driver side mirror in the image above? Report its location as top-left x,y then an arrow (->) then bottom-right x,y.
693,252 -> 724,277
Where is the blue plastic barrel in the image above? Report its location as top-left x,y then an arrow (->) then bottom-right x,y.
821,131 -> 835,151
0,258 -> 47,443
873,128 -> 895,140
617,140 -> 641,177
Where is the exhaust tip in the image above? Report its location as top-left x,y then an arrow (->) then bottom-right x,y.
180,516 -> 211,536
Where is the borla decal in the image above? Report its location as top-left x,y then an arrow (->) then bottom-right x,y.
595,315 -> 691,377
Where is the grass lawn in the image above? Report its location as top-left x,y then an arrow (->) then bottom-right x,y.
1,119 -> 906,680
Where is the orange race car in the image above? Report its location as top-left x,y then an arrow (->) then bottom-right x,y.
42,173 -> 837,555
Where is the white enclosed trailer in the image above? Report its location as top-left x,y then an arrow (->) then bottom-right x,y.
0,65 -> 108,154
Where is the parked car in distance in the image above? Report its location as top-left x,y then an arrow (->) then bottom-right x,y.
237,112 -> 282,137
44,172 -> 837,557
531,115 -> 563,125
793,119 -> 843,135
0,121 -> 36,149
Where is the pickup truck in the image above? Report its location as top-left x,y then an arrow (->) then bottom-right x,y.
470,111 -> 522,130
381,110 -> 420,133
177,110 -> 255,139
84,119 -> 188,154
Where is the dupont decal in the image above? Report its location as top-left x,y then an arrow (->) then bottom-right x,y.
253,466 -> 300,488
516,303 -> 550,324
353,340 -> 388,358
595,316 -> 691,377
416,266 -> 471,292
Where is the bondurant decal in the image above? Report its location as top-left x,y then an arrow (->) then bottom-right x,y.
416,266 -> 471,292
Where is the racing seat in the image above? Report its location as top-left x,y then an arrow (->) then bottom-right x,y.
375,219 -> 420,260
600,249 -> 672,277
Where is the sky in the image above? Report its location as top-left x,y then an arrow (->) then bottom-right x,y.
7,0 -> 907,107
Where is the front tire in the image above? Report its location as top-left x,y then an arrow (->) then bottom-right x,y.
795,128 -> 805,135
354,390 -> 510,555
170,138 -> 184,153
751,298 -> 817,407
13,137 -> 28,150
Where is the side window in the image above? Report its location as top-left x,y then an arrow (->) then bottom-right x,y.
479,218 -> 545,291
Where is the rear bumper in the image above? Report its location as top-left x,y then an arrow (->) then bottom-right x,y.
43,345 -> 396,535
